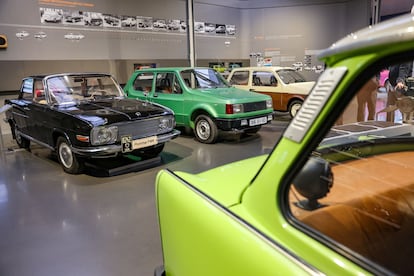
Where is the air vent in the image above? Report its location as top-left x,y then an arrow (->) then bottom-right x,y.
284,66 -> 348,143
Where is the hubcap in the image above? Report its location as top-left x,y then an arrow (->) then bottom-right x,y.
196,120 -> 210,141
291,103 -> 302,117
14,126 -> 23,145
59,142 -> 73,168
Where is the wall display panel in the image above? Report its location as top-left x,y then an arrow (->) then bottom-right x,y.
38,6 -> 237,37
0,0 -> 239,62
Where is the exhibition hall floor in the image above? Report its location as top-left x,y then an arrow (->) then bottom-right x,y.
0,108 -> 289,276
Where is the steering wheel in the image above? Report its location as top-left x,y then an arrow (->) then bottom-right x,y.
88,88 -> 107,98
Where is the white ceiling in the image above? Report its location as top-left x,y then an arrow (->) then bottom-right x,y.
194,0 -> 413,15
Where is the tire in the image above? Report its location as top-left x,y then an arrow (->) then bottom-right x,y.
288,100 -> 303,118
132,143 -> 165,159
57,137 -> 84,174
11,122 -> 30,149
194,114 -> 218,144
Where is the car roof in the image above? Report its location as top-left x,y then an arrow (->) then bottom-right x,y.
319,12 -> 414,64
231,66 -> 295,71
26,73 -> 112,79
134,67 -> 211,72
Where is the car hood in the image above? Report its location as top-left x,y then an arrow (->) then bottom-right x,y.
59,98 -> 170,126
199,87 -> 270,102
175,155 -> 268,207
285,81 -> 315,95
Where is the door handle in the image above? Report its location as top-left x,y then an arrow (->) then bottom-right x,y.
23,107 -> 30,111
249,89 -> 256,92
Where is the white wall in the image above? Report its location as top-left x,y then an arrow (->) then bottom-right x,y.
0,0 -> 370,91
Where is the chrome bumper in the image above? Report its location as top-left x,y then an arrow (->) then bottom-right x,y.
71,129 -> 181,157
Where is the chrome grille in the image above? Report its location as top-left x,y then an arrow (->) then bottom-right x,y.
114,115 -> 174,141
243,101 -> 267,112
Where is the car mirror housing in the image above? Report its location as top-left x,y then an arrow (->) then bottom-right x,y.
292,156 -> 333,210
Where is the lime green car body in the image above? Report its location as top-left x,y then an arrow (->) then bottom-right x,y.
124,67 -> 274,143
155,14 -> 414,276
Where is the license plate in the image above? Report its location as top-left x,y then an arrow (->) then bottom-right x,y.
121,135 -> 158,153
249,117 -> 267,126
132,136 -> 158,150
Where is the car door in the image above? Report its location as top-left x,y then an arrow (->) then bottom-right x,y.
30,78 -> 56,145
129,72 -> 155,101
152,72 -> 185,124
250,70 -> 284,111
10,78 -> 35,137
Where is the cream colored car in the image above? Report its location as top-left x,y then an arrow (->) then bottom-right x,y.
228,66 -> 315,117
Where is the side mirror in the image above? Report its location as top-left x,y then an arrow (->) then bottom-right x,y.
292,157 -> 333,210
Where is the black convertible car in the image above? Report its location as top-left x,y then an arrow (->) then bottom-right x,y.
4,73 -> 180,174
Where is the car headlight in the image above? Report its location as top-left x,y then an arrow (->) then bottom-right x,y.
266,99 -> 273,109
226,103 -> 244,114
159,116 -> 175,131
90,126 -> 118,145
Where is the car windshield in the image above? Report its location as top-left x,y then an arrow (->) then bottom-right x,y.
277,69 -> 307,84
180,68 -> 230,89
46,74 -> 124,105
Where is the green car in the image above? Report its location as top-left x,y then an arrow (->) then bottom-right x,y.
154,13 -> 414,276
124,67 -> 274,143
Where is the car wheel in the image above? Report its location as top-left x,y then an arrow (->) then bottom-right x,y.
194,114 -> 218,144
132,143 -> 165,159
11,122 -> 30,149
289,100 -> 303,118
57,137 -> 84,174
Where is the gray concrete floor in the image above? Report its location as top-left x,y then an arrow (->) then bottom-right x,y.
0,97 -> 290,276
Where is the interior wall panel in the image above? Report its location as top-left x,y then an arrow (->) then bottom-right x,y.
0,0 -> 371,91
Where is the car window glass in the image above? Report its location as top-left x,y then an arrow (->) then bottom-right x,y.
172,75 -> 182,94
278,69 -> 306,84
195,68 -> 229,89
289,57 -> 414,274
180,70 -> 196,88
253,71 -> 276,86
33,80 -> 46,104
229,71 -> 249,85
133,73 -> 153,92
20,78 -> 33,100
155,73 -> 174,94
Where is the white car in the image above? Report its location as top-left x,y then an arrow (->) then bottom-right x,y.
228,66 -> 315,117
42,10 -> 62,23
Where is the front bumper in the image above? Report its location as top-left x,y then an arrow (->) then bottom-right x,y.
71,129 -> 180,157
215,113 -> 274,132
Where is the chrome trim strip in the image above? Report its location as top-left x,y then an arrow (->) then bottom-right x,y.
17,131 -> 54,150
15,129 -> 180,157
72,129 -> 180,156
161,169 -> 324,275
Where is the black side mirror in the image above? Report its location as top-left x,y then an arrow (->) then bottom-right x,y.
293,157 -> 333,210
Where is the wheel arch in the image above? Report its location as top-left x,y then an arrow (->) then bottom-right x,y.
52,129 -> 71,149
287,96 -> 304,108
6,118 -> 16,138
190,108 -> 215,128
